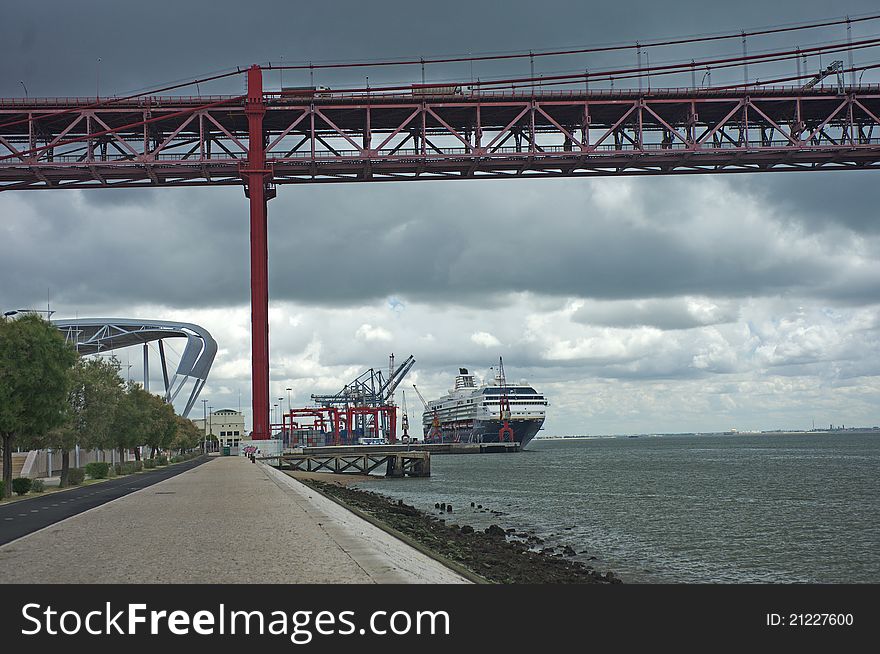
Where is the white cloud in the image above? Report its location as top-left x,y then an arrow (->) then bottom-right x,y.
58,284 -> 880,436
355,323 -> 392,342
471,331 -> 501,348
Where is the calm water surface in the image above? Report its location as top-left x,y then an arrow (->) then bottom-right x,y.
357,432 -> 880,583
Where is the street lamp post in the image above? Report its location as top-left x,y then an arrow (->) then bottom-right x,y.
208,406 -> 213,451
201,398 -> 208,453
278,397 -> 285,441
285,388 -> 292,447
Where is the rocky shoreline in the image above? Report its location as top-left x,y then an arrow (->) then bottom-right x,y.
300,478 -> 621,584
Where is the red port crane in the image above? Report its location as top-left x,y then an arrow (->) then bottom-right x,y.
412,384 -> 442,443
497,357 -> 514,443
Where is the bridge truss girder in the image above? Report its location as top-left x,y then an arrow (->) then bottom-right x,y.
1,88 -> 879,190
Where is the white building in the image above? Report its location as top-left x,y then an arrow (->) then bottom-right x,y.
193,409 -> 246,449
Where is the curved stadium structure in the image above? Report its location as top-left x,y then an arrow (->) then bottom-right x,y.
53,318 -> 217,418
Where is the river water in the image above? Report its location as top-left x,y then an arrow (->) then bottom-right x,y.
356,432 -> 880,583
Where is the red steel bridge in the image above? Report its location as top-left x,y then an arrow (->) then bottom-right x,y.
2,79 -> 880,189
2,23 -> 880,439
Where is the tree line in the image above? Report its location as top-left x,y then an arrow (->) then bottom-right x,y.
0,314 -> 204,498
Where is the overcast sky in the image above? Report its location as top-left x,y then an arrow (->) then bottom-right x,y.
2,1 -> 880,435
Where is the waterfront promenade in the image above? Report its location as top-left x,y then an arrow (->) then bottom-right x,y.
0,456 -> 470,584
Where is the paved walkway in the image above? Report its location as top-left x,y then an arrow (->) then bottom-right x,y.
0,456 -> 470,584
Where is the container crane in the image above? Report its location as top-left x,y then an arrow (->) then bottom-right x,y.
497,357 -> 514,442
308,354 -> 414,444
412,384 -> 442,443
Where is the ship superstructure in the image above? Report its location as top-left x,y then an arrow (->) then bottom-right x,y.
420,366 -> 547,448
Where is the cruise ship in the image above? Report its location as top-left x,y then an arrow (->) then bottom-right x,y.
420,366 -> 548,448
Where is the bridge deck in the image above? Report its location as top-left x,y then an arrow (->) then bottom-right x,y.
2,86 -> 879,189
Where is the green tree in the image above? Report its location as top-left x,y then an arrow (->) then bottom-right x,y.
171,415 -> 202,454
143,391 -> 177,458
0,314 -> 77,498
78,358 -> 125,456
107,382 -> 143,463
47,357 -> 125,486
107,382 -> 184,464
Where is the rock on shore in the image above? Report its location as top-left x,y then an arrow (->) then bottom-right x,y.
303,480 -> 620,584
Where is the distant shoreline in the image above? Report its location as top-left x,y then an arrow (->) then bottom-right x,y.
536,429 -> 880,440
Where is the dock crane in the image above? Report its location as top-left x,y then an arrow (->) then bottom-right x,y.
380,354 -> 416,402
412,384 -> 442,443
497,357 -> 515,443
401,390 -> 411,444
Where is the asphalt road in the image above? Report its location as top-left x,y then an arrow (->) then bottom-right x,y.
0,456 -> 210,546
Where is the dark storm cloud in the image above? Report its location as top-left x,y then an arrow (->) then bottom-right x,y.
739,171 -> 880,235
571,297 -> 740,330
260,176 -> 873,306
3,0 -> 879,315
78,188 -> 160,208
3,0 -> 876,98
2,172 -> 878,311
0,188 -> 250,311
